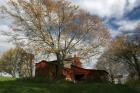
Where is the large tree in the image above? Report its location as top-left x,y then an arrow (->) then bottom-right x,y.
2,0 -> 110,78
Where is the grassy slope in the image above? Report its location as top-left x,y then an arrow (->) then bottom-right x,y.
126,80 -> 140,93
0,77 -> 138,93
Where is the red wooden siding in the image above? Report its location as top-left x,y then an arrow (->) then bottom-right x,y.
35,60 -> 57,79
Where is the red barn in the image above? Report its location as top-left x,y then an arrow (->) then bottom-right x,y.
35,60 -> 57,79
61,65 -> 108,82
35,56 -> 108,82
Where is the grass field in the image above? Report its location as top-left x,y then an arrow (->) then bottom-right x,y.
0,77 -> 139,93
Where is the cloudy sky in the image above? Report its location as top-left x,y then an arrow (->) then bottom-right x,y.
70,0 -> 140,36
0,0 -> 140,53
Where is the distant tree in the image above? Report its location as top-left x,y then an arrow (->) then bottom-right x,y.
96,49 -> 129,83
0,48 -> 34,78
2,0 -> 110,78
97,36 -> 140,80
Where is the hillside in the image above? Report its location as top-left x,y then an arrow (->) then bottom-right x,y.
0,77 -> 138,93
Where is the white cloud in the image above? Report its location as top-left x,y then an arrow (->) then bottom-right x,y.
117,20 -> 140,31
0,0 -> 8,5
0,25 -> 16,53
108,19 -> 140,38
70,0 -> 140,18
109,30 -> 122,38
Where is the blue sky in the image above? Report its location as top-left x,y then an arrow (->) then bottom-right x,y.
0,0 -> 140,53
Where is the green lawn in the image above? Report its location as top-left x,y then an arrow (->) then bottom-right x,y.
0,77 -> 138,93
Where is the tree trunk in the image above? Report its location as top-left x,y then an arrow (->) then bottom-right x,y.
56,53 -> 64,79
32,61 -> 36,78
133,56 -> 140,80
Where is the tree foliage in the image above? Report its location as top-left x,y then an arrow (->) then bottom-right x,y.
0,48 -> 34,78
97,36 -> 140,80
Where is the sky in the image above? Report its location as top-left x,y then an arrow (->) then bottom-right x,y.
70,0 -> 140,37
0,0 -> 140,53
